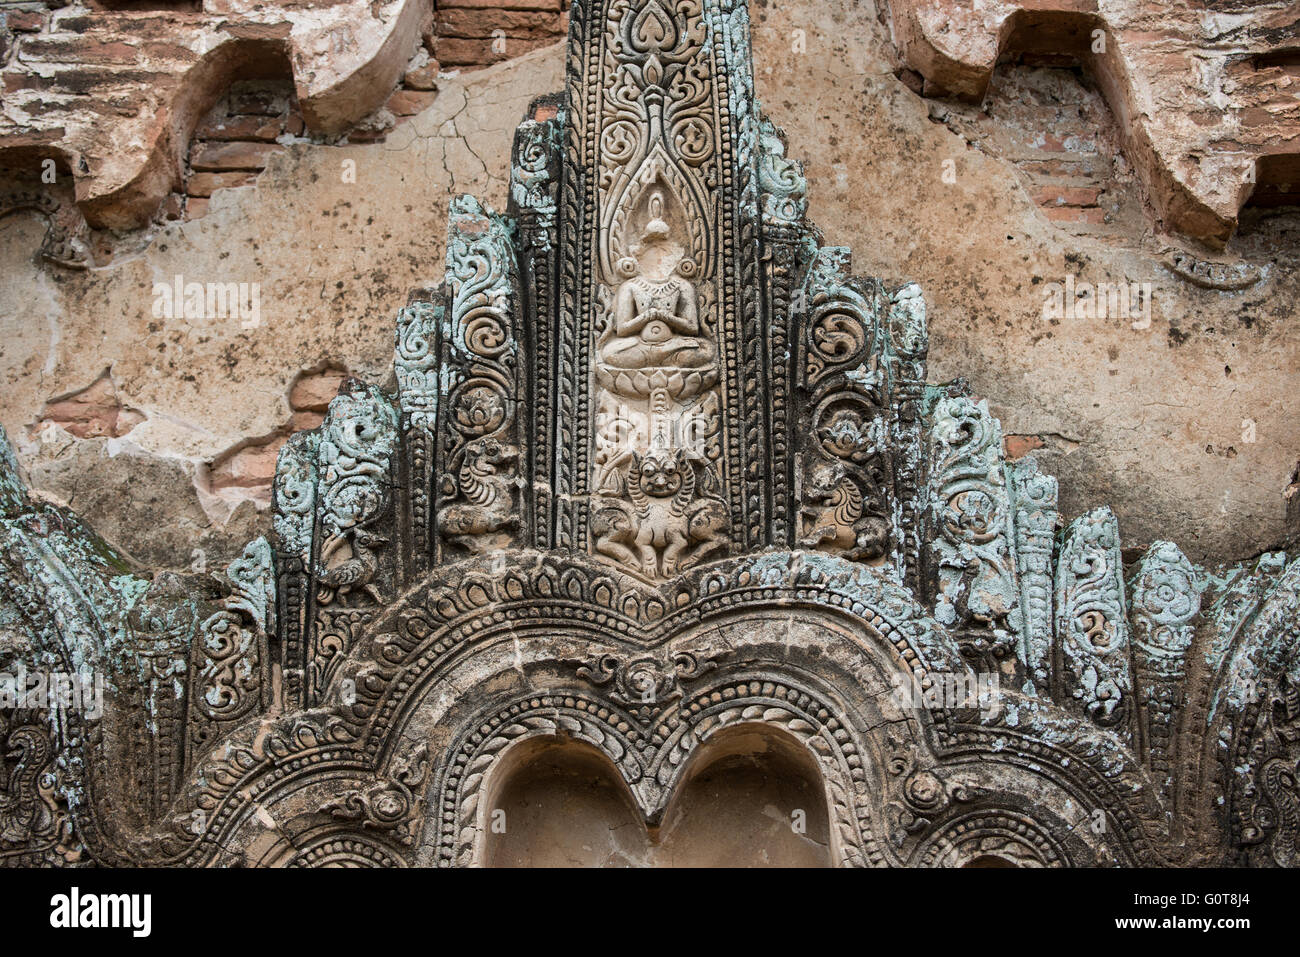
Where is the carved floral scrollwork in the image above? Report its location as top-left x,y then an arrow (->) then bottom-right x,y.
1128,542 -> 1201,788
439,196 -> 522,556
928,395 -> 1018,663
394,299 -> 442,434
1056,507 -> 1132,732
188,537 -> 274,752
758,117 -> 807,227
323,744 -> 431,848
315,384 -> 398,608
576,649 -> 716,723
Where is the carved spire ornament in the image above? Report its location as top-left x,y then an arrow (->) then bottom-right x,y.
0,0 -> 1297,868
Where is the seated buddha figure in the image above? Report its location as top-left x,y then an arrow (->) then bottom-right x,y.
602,192 -> 715,371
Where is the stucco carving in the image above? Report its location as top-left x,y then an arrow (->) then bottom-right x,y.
0,0 -> 1295,868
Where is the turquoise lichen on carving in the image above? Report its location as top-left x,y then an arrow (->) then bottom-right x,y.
394,299 -> 443,433
0,0 -> 1295,868
1008,455 -> 1058,694
928,394 -> 1020,663
758,117 -> 808,227
1055,506 -> 1132,734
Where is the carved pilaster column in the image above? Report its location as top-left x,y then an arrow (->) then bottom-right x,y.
308,383 -> 399,706
434,197 -> 526,564
928,394 -> 1019,668
888,283 -> 930,595
509,98 -> 564,551
758,118 -> 809,548
271,430 -> 319,710
395,295 -> 443,580
1009,456 -> 1058,693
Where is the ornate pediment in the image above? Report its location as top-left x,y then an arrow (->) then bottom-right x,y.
0,0 -> 1297,868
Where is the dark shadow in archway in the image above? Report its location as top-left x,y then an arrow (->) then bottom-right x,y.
483,725 -> 834,867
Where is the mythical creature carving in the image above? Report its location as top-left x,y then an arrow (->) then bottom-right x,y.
440,436 -> 520,551
0,0 -> 1293,871
316,529 -> 388,605
800,460 -> 890,563
594,447 -> 728,578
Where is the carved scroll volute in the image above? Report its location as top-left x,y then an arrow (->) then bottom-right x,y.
927,394 -> 1020,669
187,538 -> 274,759
436,195 -> 526,561
1128,541 -> 1202,792
794,248 -> 893,568
1055,507 -> 1133,739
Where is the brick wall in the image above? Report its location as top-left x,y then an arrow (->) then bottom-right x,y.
433,0 -> 568,72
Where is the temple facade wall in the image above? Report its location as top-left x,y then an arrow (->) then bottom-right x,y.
1,0 -> 1295,571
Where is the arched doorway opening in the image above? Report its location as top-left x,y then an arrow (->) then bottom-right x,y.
483,738 -> 645,868
655,724 -> 832,867
480,723 -> 835,867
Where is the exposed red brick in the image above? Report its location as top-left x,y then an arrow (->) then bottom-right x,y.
290,367 -> 347,412
438,0 -> 561,9
187,171 -> 258,197
160,192 -> 184,221
1018,157 -> 1100,177
291,410 -> 325,432
208,438 -> 284,491
36,374 -> 143,440
7,11 -> 46,33
18,38 -> 141,65
1004,434 -> 1046,460
435,35 -> 555,67
190,140 -> 279,171
216,20 -> 294,41
1030,184 -> 1102,207
194,114 -> 282,141
404,60 -> 440,91
1043,205 -> 1106,224
386,88 -> 438,116
436,9 -> 565,40
185,196 -> 209,219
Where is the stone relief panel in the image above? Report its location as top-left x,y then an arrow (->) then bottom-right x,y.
0,0 -> 1293,869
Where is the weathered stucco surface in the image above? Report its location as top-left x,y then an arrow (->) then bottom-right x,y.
0,0 -> 1295,572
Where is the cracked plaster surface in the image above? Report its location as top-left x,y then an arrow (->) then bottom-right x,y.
0,3 -> 1295,571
